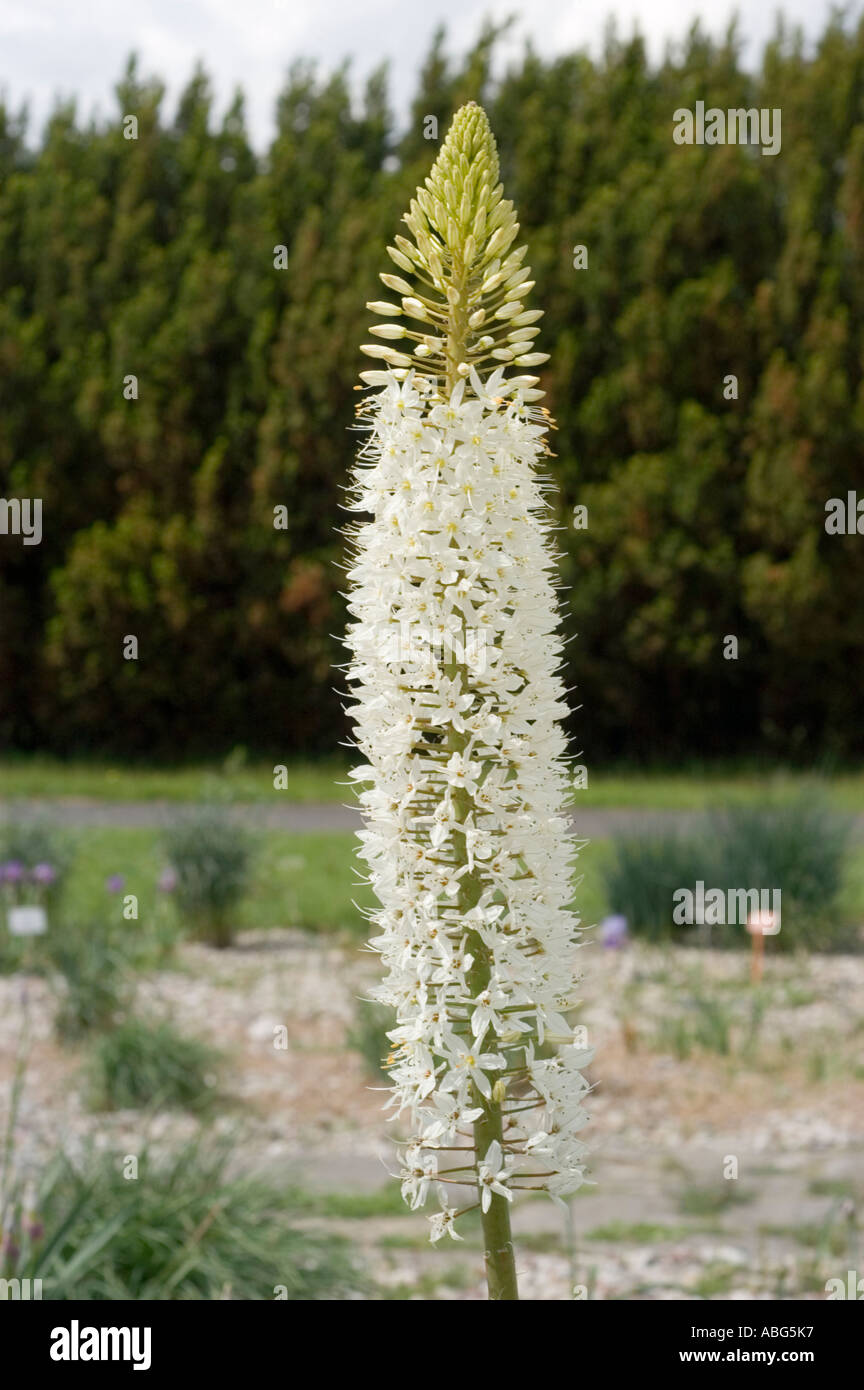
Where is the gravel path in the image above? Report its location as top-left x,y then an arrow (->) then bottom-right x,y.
7,798 -> 858,839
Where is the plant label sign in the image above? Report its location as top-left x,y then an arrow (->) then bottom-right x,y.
8,906 -> 48,936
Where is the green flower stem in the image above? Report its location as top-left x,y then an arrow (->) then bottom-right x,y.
462,843 -> 519,1301
444,261 -> 469,396
447,655 -> 519,1301
471,1066 -> 519,1300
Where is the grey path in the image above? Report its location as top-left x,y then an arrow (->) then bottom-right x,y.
0,799 -> 703,835
3,798 -> 864,839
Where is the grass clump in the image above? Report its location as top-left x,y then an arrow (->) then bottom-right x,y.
601,832 -> 704,942
86,1018 -> 222,1113
47,918 -> 130,1040
585,1221 -> 702,1243
293,1185 -> 410,1220
164,807 -> 254,948
603,792 -> 855,950
707,795 -> 854,951
678,1183 -> 754,1217
346,999 -> 394,1077
14,1140 -> 367,1301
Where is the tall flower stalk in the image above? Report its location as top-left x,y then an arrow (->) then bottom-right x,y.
344,102 -> 592,1301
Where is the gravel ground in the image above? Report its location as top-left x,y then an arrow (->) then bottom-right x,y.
2,933 -> 863,1300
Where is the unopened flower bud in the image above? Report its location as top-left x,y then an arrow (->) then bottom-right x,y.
366,301 -> 402,316
401,297 -> 428,320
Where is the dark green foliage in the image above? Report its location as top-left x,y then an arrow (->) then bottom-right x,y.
1,20 -> 864,759
86,1017 -> 222,1113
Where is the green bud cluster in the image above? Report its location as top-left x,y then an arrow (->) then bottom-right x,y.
360,102 -> 549,398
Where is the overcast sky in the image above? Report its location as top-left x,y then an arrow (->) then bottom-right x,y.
0,0 -> 846,148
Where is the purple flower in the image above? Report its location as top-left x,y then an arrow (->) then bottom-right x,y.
600,914 -> 629,949
105,874 -> 126,894
1,861 -> 24,884
158,867 -> 178,893
31,863 -> 57,886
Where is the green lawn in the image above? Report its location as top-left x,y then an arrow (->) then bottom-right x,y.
4,756 -> 864,811
55,828 -> 373,938
0,756 -> 352,805
39,827 -> 610,941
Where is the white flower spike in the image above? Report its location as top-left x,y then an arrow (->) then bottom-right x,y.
344,102 -> 591,1301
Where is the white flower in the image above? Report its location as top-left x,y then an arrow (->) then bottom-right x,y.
429,1203 -> 464,1243
444,752 -> 480,796
470,976 -> 513,1046
477,1141 -> 513,1213
421,1091 -> 484,1143
439,1038 -> 505,1101
400,1146 -> 438,1211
